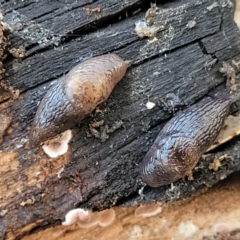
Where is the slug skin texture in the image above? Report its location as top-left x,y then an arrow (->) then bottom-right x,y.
139,93 -> 230,187
29,54 -> 127,146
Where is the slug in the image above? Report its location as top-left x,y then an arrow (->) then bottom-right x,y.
139,93 -> 230,187
29,53 -> 127,146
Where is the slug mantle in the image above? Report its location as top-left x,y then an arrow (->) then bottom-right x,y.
29,53 -> 127,146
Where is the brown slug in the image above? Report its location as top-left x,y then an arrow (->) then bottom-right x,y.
29,53 -> 127,146
139,93 -> 230,187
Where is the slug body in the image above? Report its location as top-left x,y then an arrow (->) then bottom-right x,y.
139,93 -> 230,187
30,53 -> 127,146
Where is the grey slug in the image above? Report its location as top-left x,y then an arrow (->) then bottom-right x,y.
29,53 -> 127,146
139,93 -> 230,187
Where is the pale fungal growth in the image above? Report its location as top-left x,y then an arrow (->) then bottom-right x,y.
77,212 -> 99,228
42,130 -> 72,158
62,208 -> 90,226
62,208 -> 116,228
212,222 -> 232,233
146,96 -> 156,109
135,3 -> 158,38
186,20 -> 196,29
98,208 -> 116,227
175,221 -> 199,238
146,101 -> 156,109
134,20 -> 157,38
134,202 -> 162,217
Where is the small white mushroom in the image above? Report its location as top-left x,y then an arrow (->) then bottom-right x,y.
42,130 -> 72,158
98,208 -> 116,227
62,208 -> 90,226
62,208 -> 116,228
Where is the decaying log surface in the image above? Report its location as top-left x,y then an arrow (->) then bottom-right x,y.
21,172 -> 240,240
1,0 -> 240,239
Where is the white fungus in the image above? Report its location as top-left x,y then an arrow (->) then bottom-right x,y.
134,203 -> 162,217
186,20 -> 196,29
62,208 -> 90,226
175,221 -> 199,238
62,208 -> 116,228
42,130 -> 72,158
98,208 -> 116,227
146,101 -> 156,109
134,20 -> 157,38
77,212 -> 99,228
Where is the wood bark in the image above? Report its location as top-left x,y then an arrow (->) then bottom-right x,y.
0,0 -> 240,239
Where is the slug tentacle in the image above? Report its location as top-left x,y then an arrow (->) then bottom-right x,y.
139,93 -> 230,187
30,53 -> 127,147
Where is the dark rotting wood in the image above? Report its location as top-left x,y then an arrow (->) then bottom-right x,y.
0,0 -> 240,239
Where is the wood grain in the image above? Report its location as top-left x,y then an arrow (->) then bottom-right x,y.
0,0 -> 240,239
